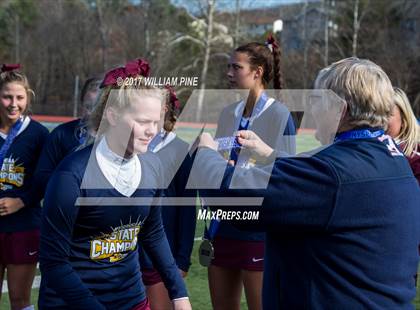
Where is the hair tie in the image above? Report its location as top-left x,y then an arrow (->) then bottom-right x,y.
1,64 -> 21,73
165,85 -> 181,110
265,33 -> 279,53
100,58 -> 150,88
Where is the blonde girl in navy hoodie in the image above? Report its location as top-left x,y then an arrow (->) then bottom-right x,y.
38,59 -> 191,310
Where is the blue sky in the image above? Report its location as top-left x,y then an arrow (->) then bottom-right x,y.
172,0 -> 313,13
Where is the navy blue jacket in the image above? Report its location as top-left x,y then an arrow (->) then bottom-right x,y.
39,145 -> 188,310
0,119 -> 49,232
195,131 -> 420,309
139,137 -> 196,272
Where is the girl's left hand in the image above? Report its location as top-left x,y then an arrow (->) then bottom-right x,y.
0,197 -> 24,216
173,298 -> 192,310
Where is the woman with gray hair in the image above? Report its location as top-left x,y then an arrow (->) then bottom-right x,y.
197,57 -> 420,309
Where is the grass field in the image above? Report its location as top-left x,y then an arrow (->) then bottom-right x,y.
1,123 -> 419,309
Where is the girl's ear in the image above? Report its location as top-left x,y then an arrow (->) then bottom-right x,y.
254,66 -> 264,80
105,107 -> 118,126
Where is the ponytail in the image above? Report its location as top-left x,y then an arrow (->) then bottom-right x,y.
269,35 -> 283,90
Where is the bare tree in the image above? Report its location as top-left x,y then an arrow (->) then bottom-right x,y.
143,0 -> 151,57
95,0 -> 109,70
302,0 -> 309,88
195,0 -> 215,121
233,0 -> 240,47
322,0 -> 329,66
166,0 -> 233,120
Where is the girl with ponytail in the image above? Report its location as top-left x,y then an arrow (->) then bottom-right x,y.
203,35 -> 295,310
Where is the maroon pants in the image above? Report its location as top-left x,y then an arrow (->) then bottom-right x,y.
211,237 -> 264,271
0,229 -> 39,265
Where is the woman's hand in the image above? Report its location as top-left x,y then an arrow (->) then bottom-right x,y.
0,197 -> 24,216
173,298 -> 192,310
198,133 -> 218,151
236,130 -> 274,159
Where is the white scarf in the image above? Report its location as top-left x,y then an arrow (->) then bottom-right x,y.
95,136 -> 141,197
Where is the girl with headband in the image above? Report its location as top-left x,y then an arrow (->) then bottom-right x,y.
38,60 -> 191,310
0,64 -> 49,310
202,35 -> 295,310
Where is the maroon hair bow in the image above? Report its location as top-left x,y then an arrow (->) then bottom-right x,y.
265,33 -> 279,50
165,85 -> 181,110
100,58 -> 150,88
1,63 -> 21,72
